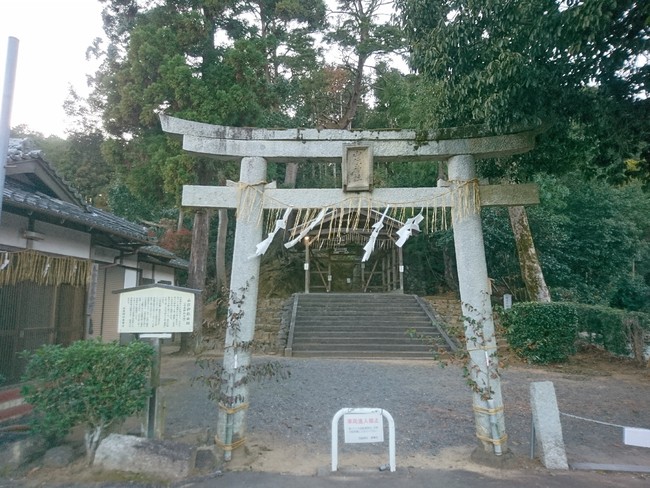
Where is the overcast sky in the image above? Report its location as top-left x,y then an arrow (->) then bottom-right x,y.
0,0 -> 104,137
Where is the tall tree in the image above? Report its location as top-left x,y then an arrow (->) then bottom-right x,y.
396,0 -> 649,301
281,0 -> 406,187
87,0 -> 329,352
321,0 -> 405,129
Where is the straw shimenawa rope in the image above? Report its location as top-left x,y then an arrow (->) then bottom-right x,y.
234,180 -> 481,244
0,250 -> 92,287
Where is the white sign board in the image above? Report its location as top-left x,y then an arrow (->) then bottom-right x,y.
116,285 -> 198,334
344,411 -> 384,443
624,427 -> 650,448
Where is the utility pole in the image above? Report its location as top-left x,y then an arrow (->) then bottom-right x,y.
0,37 -> 19,222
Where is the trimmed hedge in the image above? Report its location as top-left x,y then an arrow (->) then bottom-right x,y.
501,302 -> 578,364
501,302 -> 650,365
572,303 -> 628,355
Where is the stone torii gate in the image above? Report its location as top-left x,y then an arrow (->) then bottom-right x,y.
160,114 -> 539,460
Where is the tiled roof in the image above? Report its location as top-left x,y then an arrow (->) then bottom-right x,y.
8,138 -> 42,159
138,245 -> 189,270
3,179 -> 151,244
3,138 -> 187,267
6,138 -> 83,205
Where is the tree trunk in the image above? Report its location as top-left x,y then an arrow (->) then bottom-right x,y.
335,52 -> 368,130
508,205 -> 551,302
443,245 -> 458,292
176,208 -> 184,232
179,209 -> 210,353
215,208 -> 229,292
84,425 -> 104,465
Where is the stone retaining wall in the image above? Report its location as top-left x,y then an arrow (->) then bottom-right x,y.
254,297 -> 291,353
422,293 -> 463,332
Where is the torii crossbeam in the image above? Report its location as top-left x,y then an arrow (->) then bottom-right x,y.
161,114 -> 540,461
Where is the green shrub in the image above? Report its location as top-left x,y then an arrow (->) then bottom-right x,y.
572,303 -> 629,355
502,302 -> 578,364
610,277 -> 650,313
622,311 -> 650,365
21,339 -> 153,463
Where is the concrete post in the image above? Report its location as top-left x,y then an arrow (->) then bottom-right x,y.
530,381 -> 568,469
217,156 -> 267,459
398,246 -> 404,292
448,154 -> 507,455
392,247 -> 398,291
304,238 -> 310,293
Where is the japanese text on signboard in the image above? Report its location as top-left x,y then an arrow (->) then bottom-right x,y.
343,412 -> 384,443
118,289 -> 195,333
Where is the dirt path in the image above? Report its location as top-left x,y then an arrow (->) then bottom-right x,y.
5,346 -> 650,486
160,346 -> 650,475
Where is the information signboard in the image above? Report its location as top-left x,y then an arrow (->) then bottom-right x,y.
114,284 -> 200,334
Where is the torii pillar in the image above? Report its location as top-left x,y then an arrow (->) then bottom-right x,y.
449,154 -> 506,452
217,157 -> 267,459
160,114 -> 540,459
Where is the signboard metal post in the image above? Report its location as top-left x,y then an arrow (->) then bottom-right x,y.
114,284 -> 200,439
331,407 -> 396,472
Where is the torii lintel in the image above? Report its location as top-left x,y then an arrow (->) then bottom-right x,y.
160,114 -> 538,163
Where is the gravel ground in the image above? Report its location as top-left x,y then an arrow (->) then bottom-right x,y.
159,350 -> 650,468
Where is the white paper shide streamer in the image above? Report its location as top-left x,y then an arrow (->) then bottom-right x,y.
253,207 -> 293,257
395,212 -> 424,248
284,208 -> 330,249
362,206 -> 390,262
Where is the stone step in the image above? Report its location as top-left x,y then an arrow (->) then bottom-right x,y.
0,388 -> 32,424
296,297 -> 420,306
292,344 -> 435,353
293,329 -> 441,338
292,328 -> 441,336
297,300 -> 423,306
291,350 -> 435,359
287,293 -> 454,359
292,335 -> 438,344
293,321 -> 433,328
295,309 -> 426,317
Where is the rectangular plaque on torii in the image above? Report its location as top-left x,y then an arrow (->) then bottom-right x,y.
342,144 -> 373,192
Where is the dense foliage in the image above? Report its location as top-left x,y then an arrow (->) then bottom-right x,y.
21,340 -> 153,462
396,0 -> 649,186
482,174 -> 650,307
501,302 -> 579,364
10,1 -> 650,315
501,301 -> 650,364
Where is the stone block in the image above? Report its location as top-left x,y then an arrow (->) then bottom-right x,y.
194,446 -> 218,473
0,436 -> 44,471
530,381 -> 568,470
93,434 -> 195,480
43,444 -> 77,467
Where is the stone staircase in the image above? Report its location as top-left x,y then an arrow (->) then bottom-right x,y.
285,293 -> 457,359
